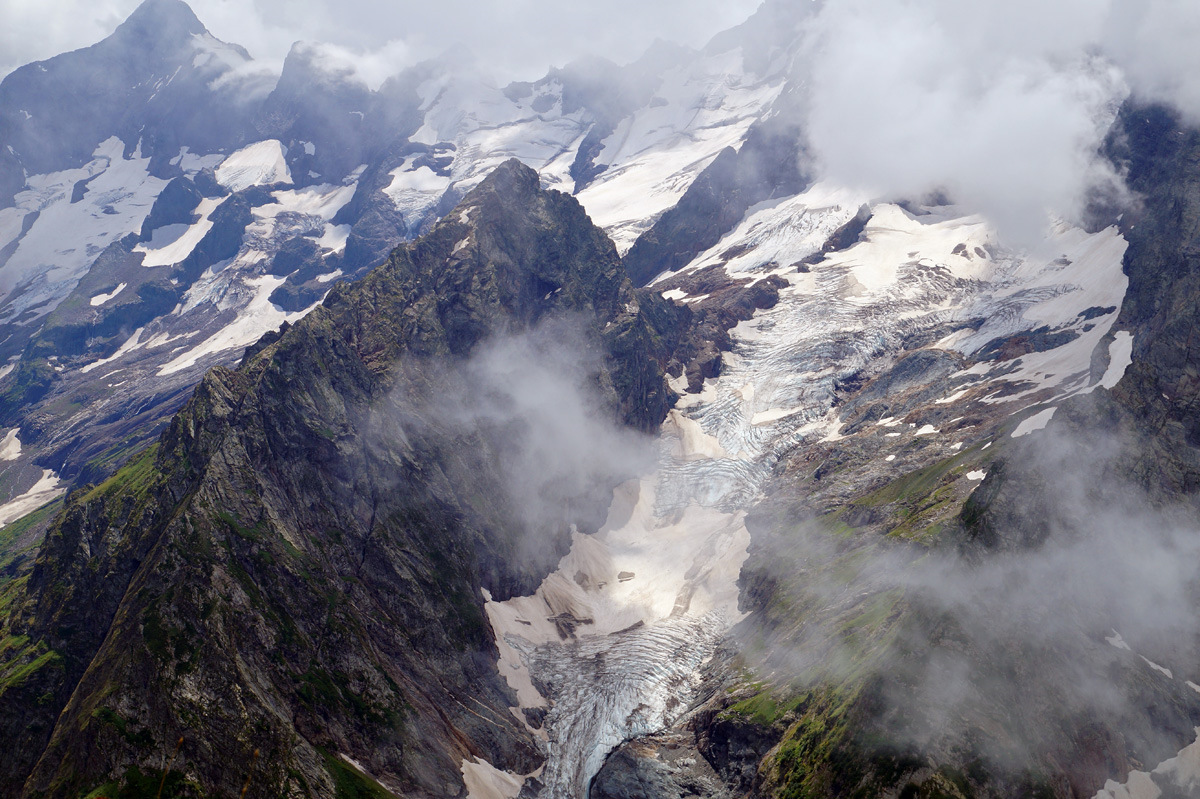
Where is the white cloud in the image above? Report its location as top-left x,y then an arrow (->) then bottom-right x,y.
0,0 -> 762,82
798,0 -> 1127,247
796,0 -> 1200,246
1103,0 -> 1200,122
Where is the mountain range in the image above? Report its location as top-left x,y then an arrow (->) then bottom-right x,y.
2,1 -> 1200,798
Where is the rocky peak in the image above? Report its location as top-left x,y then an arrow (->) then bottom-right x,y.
0,159 -> 692,797
109,0 -> 208,56
0,0 -> 251,181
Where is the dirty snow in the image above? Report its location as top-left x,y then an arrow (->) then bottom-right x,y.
0,470 -> 65,528
461,757 -> 528,799
0,429 -> 21,461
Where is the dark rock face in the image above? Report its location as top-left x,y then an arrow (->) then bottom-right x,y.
623,115 -> 810,286
592,745 -> 729,799
0,160 -> 692,798
140,175 -> 206,238
258,43 -> 377,185
964,102 -> 1200,546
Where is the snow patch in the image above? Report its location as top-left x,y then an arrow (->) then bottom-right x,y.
1095,728 -> 1200,798
215,140 -> 292,191
1099,331 -> 1134,390
136,197 -> 223,267
0,429 -> 21,461
384,159 -> 452,231
1106,631 -> 1132,651
461,758 -> 527,799
1140,656 -> 1174,679
935,389 -> 969,404
966,470 -> 987,481
90,282 -> 127,306
80,327 -> 146,374
256,182 -> 355,222
158,275 -> 320,376
1011,407 -> 1057,438
316,224 -> 351,252
0,470 -> 65,528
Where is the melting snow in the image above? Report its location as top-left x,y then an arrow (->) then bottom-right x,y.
215,140 -> 292,191
1011,407 -> 1057,438
0,470 -> 65,528
0,429 -> 21,461
90,282 -> 127,306
966,470 -> 987,481
461,758 -> 528,799
136,197 -> 223,267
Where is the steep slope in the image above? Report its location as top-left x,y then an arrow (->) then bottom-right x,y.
0,160 -> 692,798
0,0 -> 801,586
576,115 -> 1200,794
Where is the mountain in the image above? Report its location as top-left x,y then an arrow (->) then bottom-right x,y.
0,0 -> 797,588
0,159 -> 696,797
4,2 -> 1200,798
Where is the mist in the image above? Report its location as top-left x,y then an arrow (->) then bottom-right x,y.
794,0 -> 1200,247
741,416 -> 1200,783
0,0 -> 761,84
370,320 -> 657,573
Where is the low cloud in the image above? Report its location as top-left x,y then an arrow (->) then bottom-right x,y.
0,0 -> 761,84
797,0 -> 1125,247
742,419 -> 1200,777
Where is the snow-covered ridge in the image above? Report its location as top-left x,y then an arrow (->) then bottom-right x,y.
0,137 -> 165,325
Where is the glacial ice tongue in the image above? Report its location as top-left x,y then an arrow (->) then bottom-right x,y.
476,180 -> 1131,797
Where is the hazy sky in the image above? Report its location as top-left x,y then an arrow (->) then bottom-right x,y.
0,0 -> 763,81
